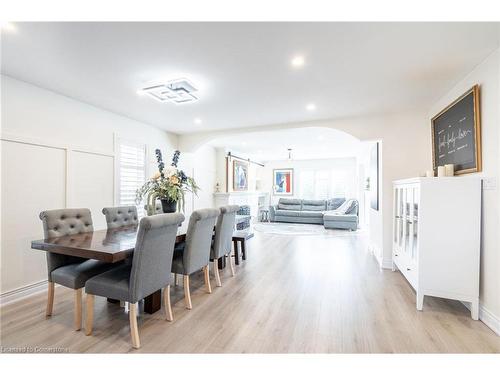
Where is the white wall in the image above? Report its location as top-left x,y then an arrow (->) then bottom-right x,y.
257,157 -> 358,205
428,49 -> 500,323
213,147 -> 263,193
0,75 -> 179,295
178,144 -> 217,218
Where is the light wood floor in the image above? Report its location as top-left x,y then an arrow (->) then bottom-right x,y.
1,230 -> 499,353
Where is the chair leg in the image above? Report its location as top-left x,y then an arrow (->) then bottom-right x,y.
213,259 -> 221,287
85,294 -> 94,335
174,273 -> 179,286
129,302 -> 141,349
46,281 -> 55,317
183,275 -> 192,310
74,288 -> 83,331
204,265 -> 212,294
228,253 -> 235,276
163,285 -> 173,321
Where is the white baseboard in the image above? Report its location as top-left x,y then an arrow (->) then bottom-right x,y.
0,280 -> 48,306
462,301 -> 500,336
369,244 -> 392,270
379,257 -> 393,270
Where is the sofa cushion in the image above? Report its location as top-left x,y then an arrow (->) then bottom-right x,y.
301,199 -> 326,211
336,199 -> 358,215
278,198 -> 302,210
296,210 -> 324,218
326,198 -> 346,210
323,213 -> 358,222
275,209 -> 301,217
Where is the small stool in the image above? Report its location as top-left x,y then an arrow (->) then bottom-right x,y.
259,208 -> 270,222
232,230 -> 254,265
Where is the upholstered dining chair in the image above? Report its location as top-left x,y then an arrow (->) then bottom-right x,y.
171,208 -> 220,309
39,208 -> 115,330
102,206 -> 138,229
84,213 -> 185,349
211,205 -> 239,287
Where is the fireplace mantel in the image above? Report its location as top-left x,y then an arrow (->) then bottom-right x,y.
214,191 -> 268,197
214,191 -> 270,220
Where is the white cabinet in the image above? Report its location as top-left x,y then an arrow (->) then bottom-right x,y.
392,177 -> 481,320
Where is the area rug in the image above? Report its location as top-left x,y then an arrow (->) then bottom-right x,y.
253,222 -> 361,236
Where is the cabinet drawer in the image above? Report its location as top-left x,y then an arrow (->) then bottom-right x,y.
394,254 -> 418,290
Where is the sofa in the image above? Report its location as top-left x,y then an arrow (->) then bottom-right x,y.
269,198 -> 359,230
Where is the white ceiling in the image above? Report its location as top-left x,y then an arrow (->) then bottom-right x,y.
1,22 -> 498,134
208,127 -> 363,161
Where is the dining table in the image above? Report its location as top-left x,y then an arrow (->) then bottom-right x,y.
31,213 -> 253,314
31,223 -> 188,314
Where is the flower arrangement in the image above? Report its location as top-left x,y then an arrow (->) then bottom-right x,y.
136,149 -> 199,214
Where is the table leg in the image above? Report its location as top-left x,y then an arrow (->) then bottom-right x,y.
242,240 -> 246,261
144,289 -> 162,314
218,256 -> 226,269
234,241 -> 240,265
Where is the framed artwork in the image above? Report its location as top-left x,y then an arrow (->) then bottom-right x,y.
233,160 -> 249,191
273,168 -> 293,195
431,85 -> 481,175
369,142 -> 379,211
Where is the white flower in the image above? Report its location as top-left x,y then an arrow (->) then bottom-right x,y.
164,166 -> 177,177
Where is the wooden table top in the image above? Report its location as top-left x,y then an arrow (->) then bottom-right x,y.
31,225 -> 187,263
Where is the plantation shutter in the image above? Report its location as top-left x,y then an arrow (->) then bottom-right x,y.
118,139 -> 146,216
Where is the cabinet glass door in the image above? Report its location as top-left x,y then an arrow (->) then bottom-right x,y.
394,187 -> 404,253
403,187 -> 411,257
411,186 -> 419,262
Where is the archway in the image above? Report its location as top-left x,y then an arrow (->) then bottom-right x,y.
182,125 -> 378,233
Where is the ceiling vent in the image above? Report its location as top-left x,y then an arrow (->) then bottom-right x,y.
141,78 -> 198,104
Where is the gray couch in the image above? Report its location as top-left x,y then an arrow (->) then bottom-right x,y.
269,198 -> 359,230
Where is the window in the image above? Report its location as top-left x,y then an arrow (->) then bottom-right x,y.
117,139 -> 146,215
298,170 -> 314,198
314,170 -> 330,199
298,167 -> 355,200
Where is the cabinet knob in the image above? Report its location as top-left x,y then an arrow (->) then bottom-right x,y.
395,254 -> 398,257
406,267 -> 411,271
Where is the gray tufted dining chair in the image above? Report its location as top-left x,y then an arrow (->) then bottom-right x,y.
171,208 -> 220,309
39,208 -> 115,330
102,206 -> 138,229
85,213 -> 184,349
211,205 -> 239,287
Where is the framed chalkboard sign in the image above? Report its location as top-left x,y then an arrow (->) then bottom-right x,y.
431,85 -> 481,175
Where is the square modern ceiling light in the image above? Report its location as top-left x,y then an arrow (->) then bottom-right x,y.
141,78 -> 198,104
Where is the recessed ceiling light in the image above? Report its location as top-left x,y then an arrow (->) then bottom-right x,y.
0,22 -> 17,33
194,118 -> 202,125
242,141 -> 247,146
291,55 -> 305,68
317,135 -> 325,141
306,103 -> 316,111
136,89 -> 146,96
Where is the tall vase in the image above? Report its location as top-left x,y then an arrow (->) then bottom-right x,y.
160,199 -> 177,213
